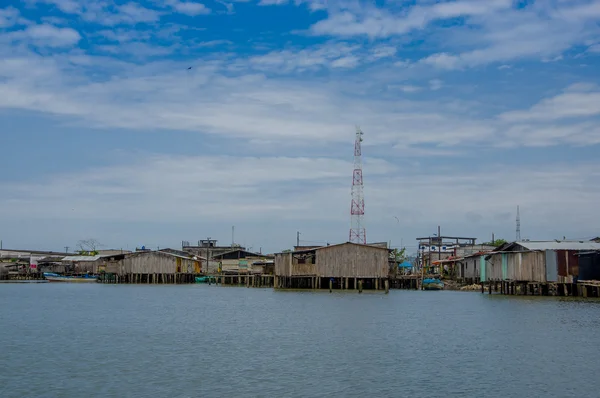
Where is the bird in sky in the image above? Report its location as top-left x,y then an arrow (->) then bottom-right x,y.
187,66 -> 192,70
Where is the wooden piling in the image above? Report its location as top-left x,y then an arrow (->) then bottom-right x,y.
329,279 -> 332,293
384,279 -> 389,294
358,279 -> 363,293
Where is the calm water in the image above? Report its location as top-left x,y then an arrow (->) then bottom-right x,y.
1,285 -> 600,397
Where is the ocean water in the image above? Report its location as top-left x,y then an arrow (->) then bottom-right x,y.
1,284 -> 600,397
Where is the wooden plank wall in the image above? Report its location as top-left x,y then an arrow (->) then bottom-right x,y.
274,252 -> 316,276
316,244 -> 388,278
112,252 -> 201,275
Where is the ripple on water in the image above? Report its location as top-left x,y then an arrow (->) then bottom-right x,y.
1,286 -> 600,398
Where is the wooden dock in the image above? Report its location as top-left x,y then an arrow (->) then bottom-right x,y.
389,275 -> 421,290
480,280 -> 600,298
98,273 -> 197,284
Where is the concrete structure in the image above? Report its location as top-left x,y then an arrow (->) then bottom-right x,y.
212,249 -> 274,274
274,242 -> 389,290
182,239 -> 245,258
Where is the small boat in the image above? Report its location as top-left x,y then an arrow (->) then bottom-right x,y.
195,276 -> 216,284
43,272 -> 98,283
422,278 -> 444,290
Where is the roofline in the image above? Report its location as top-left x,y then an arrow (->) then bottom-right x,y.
129,250 -> 206,261
416,236 -> 477,241
315,242 -> 389,252
211,248 -> 264,258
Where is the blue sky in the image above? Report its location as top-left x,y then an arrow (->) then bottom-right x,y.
1,0 -> 600,254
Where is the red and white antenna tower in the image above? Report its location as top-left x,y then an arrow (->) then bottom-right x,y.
349,126 -> 366,244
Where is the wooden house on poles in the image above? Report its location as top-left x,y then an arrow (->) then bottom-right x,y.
274,242 -> 389,290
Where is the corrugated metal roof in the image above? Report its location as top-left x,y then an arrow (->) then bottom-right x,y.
62,255 -> 104,261
516,241 -> 600,251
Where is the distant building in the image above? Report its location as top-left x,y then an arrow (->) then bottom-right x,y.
106,250 -> 204,276
212,249 -> 274,275
274,242 -> 389,289
181,239 -> 245,258
467,240 -> 600,283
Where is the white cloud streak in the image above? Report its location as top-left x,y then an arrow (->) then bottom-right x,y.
306,0 -> 600,68
6,24 -> 81,47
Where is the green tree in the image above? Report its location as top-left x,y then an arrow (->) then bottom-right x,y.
483,238 -> 508,247
76,239 -> 101,256
391,247 -> 407,262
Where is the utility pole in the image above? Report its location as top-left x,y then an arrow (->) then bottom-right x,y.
296,231 -> 300,248
438,225 -> 441,263
206,237 -> 211,275
232,226 -> 235,247
516,205 -> 521,242
64,246 -> 69,254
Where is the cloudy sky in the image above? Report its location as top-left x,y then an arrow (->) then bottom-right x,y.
1,0 -> 600,254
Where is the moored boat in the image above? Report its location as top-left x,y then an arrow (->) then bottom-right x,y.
43,272 -> 98,283
422,278 -> 444,290
195,276 -> 216,284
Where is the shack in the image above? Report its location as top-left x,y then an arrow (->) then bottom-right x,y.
481,241 -> 600,284
274,242 -> 389,290
104,251 -> 203,284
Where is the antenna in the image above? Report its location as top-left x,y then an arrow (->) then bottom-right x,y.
349,126 -> 366,244
516,205 -> 521,242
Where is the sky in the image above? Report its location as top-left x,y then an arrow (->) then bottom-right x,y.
1,0 -> 600,254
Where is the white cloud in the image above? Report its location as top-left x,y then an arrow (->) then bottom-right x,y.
245,42 -> 363,72
499,85 -> 600,122
2,154 -> 600,252
0,7 -> 27,28
259,0 -> 288,5
7,24 -> 81,47
0,154 -> 396,223
1,45 -> 599,151
330,55 -> 359,68
428,79 -> 443,91
371,45 -> 397,59
167,0 -> 210,16
309,0 -> 513,38
30,0 -> 163,25
308,0 -> 600,68
389,85 -> 422,93
114,2 -> 162,23
34,0 -> 82,14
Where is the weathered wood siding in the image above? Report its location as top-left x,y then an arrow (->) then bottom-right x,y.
108,252 -> 201,275
485,253 -> 503,281
316,243 -> 388,278
274,252 -> 316,276
73,260 -> 101,274
479,251 -> 546,282
461,256 -> 481,279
